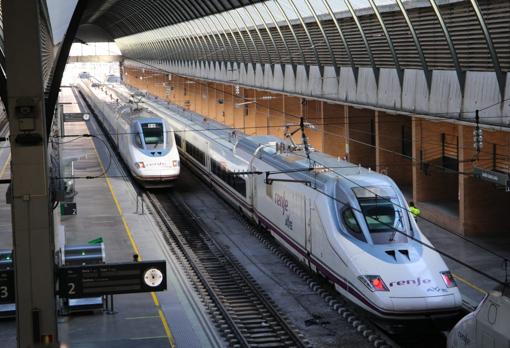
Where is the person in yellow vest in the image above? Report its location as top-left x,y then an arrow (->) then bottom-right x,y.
408,201 -> 421,219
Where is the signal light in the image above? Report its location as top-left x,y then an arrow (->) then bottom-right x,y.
358,275 -> 389,292
135,162 -> 145,169
172,160 -> 179,167
440,271 -> 457,288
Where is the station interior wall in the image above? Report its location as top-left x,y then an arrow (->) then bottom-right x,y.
123,67 -> 510,237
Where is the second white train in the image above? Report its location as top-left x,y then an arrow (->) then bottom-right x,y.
77,76 -> 180,187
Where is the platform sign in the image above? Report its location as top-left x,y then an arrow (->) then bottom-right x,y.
473,167 -> 510,191
0,270 -> 15,304
60,202 -> 77,216
64,112 -> 90,122
58,260 -> 167,298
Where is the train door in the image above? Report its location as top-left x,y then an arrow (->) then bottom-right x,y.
304,197 -> 314,270
251,165 -> 259,213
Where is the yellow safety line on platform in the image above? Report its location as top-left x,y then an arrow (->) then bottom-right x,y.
92,144 -> 176,348
129,335 -> 167,340
452,273 -> 488,295
0,153 -> 11,179
125,315 -> 160,320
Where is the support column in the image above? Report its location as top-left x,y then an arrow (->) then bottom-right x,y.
322,102 -> 347,158
244,89 -> 256,135
189,79 -> 198,112
459,125 -> 510,235
224,85 -> 234,127
303,99 -> 323,151
216,84 -> 225,124
268,92 -> 285,138
413,118 -> 460,232
283,96 -> 302,143
348,107 -> 376,169
233,87 -> 245,130
255,90 -> 269,135
207,83 -> 217,120
4,1 -> 58,346
376,112 -> 413,193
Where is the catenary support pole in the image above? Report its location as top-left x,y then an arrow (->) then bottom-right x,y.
2,0 -> 59,347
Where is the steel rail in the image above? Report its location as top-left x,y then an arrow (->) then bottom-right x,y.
146,191 -> 307,348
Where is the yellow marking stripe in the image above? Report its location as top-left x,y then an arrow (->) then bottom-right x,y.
129,336 -> 167,340
0,153 -> 11,179
452,273 -> 487,295
92,143 -> 176,348
125,315 -> 160,320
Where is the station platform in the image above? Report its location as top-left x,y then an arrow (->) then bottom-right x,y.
0,87 -> 222,348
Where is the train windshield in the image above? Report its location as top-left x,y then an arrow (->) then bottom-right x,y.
142,122 -> 164,148
352,186 -> 408,244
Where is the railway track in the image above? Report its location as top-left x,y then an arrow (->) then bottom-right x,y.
147,191 -> 310,348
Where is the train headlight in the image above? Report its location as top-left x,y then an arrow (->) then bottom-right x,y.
135,162 -> 145,169
172,160 -> 179,167
440,271 -> 457,288
358,275 -> 389,292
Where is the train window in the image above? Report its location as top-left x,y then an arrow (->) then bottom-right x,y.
233,173 -> 246,197
210,158 -> 246,197
353,186 -> 407,244
134,134 -> 142,148
342,209 -> 366,242
142,123 -> 164,146
174,133 -> 182,148
185,141 -> 206,166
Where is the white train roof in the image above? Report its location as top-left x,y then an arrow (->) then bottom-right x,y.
236,135 -> 389,189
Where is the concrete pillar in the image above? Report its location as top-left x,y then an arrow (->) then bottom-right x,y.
255,90 -> 269,135
348,107 -> 376,170
244,89 -> 257,135
412,118 -> 460,232
303,99 -> 323,151
459,125 -> 510,236
283,95 -> 302,144
4,1 -> 58,345
224,84 -> 234,127
376,112 -> 413,193
189,80 -> 197,113
233,87 -> 245,131
198,81 -> 208,116
216,84 -> 226,124
268,92 -> 285,138
207,83 -> 217,120
322,102 -> 347,159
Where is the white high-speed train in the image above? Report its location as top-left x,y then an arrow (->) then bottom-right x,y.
77,76 -> 180,187
106,82 -> 463,323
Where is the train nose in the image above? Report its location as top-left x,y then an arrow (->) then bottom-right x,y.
388,293 -> 458,311
382,271 -> 462,311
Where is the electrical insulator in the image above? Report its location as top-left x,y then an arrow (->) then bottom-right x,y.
473,128 -> 483,151
235,85 -> 240,95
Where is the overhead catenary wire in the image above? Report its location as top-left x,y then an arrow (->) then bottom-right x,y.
72,75 -> 510,177
237,148 -> 510,266
64,84 -> 510,170
60,78 -> 510,290
77,42 -> 510,130
63,89 -> 510,268
88,72 -> 510,165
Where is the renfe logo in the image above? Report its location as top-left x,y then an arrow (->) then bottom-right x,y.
389,277 -> 431,287
274,192 -> 289,215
